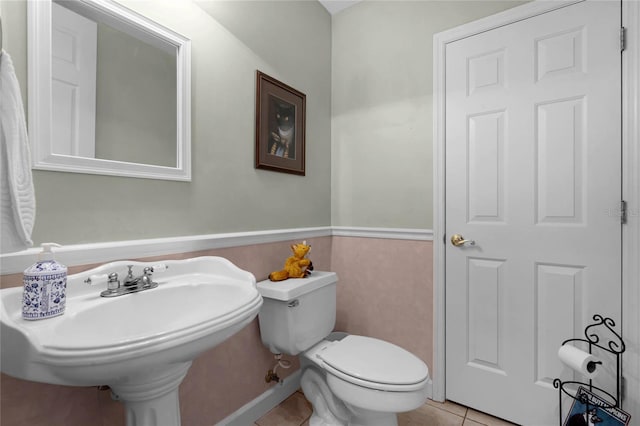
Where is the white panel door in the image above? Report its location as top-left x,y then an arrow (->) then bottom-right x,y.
51,3 -> 97,158
445,1 -> 621,425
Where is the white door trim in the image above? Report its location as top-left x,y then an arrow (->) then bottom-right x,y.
622,0 -> 640,419
432,0 -> 640,417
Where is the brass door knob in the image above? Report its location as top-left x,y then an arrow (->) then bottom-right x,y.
451,234 -> 475,247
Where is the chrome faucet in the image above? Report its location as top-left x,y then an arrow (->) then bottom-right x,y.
123,265 -> 156,287
86,264 -> 166,298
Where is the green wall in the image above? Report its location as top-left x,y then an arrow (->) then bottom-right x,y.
1,0 -> 530,246
331,0 -> 527,229
1,0 -> 332,246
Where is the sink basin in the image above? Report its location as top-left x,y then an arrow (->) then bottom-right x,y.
0,256 -> 262,425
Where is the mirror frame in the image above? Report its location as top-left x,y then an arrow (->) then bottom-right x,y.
28,0 -> 191,181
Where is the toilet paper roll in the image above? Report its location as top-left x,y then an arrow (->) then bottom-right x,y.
558,344 -> 602,379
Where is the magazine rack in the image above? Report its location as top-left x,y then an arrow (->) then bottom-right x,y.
553,314 -> 626,426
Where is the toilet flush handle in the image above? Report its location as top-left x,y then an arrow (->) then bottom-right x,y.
288,299 -> 299,308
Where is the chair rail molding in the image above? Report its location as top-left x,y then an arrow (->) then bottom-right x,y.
0,226 -> 434,275
332,227 -> 433,241
0,227 -> 331,275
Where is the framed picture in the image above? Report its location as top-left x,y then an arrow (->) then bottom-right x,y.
255,71 -> 306,175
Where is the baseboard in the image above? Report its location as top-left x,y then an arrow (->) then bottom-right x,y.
425,377 -> 434,400
216,372 -> 433,425
216,370 -> 301,426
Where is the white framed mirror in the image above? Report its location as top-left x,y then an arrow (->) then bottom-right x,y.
28,0 -> 191,181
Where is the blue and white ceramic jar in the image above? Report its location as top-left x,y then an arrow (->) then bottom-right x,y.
22,243 -> 67,320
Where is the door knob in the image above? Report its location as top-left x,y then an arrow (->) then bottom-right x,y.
451,234 -> 475,247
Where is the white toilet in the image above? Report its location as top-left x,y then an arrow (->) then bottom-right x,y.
256,271 -> 429,426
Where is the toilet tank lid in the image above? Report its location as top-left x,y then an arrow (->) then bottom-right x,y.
257,271 -> 337,301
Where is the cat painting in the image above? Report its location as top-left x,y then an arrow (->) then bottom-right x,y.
269,98 -> 295,159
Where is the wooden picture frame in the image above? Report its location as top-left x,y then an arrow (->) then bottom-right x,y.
255,71 -> 306,175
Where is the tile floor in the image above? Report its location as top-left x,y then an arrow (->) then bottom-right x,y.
254,390 -> 518,426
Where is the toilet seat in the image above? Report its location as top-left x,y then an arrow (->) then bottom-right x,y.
317,335 -> 429,392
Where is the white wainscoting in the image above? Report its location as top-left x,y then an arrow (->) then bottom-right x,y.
0,226 -> 435,422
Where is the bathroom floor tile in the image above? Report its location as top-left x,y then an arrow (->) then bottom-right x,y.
255,391 -> 518,426
463,419 -> 487,426
398,402 -> 465,426
426,399 -> 468,417
466,408 -> 518,426
254,391 -> 312,426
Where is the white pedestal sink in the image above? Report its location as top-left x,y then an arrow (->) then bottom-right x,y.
0,256 -> 263,426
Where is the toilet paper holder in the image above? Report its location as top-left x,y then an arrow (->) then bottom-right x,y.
553,314 -> 626,426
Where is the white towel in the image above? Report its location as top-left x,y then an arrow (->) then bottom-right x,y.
0,50 -> 36,253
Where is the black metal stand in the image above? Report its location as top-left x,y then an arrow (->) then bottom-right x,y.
553,314 -> 625,426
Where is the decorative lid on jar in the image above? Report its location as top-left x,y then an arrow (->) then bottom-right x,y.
22,243 -> 67,320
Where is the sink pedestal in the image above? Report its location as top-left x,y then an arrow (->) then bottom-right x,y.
110,362 -> 192,426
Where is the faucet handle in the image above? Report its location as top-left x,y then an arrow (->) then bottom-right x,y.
126,265 -> 134,278
107,273 -> 120,291
152,263 -> 168,272
143,264 -> 169,277
86,272 -> 120,292
141,266 -> 157,287
85,273 -> 108,285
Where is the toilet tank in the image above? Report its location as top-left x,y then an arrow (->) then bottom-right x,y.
256,271 -> 337,355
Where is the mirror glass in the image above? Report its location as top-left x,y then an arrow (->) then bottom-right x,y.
28,0 -> 191,181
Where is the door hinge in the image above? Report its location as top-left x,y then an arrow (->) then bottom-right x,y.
621,200 -> 628,224
621,26 -> 627,52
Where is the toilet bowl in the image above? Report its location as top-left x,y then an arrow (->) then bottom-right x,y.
301,335 -> 429,426
256,272 -> 430,426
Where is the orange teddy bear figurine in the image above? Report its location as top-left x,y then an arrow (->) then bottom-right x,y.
269,241 -> 314,282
